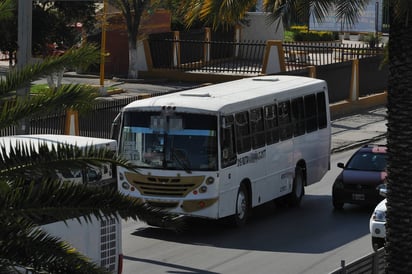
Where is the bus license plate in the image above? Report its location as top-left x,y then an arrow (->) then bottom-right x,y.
352,193 -> 365,201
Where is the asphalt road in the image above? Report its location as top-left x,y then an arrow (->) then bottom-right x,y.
120,148 -> 376,274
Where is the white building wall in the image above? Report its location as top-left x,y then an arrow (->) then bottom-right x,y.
240,12 -> 284,42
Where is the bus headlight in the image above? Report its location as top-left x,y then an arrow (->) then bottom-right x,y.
206,177 -> 215,185
121,182 -> 130,190
199,186 -> 207,193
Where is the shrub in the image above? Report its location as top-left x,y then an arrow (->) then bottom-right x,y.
287,25 -> 338,42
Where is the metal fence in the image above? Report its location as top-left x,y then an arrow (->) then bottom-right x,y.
148,38 -> 266,74
329,248 -> 385,274
283,42 -> 384,71
147,38 -> 384,75
0,95 -> 141,139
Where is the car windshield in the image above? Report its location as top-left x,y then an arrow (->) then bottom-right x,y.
119,111 -> 218,171
346,151 -> 387,171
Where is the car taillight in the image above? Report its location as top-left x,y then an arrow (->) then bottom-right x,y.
118,253 -> 123,274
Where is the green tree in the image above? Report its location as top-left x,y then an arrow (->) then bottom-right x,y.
0,0 -> 16,65
0,2 -> 179,273
180,0 -> 370,30
32,1 -> 97,57
0,1 -> 97,61
181,0 -> 411,273
106,0 -> 188,78
106,0 -> 153,79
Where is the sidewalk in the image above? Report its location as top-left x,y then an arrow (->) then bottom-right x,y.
331,107 -> 387,153
0,60 -> 387,152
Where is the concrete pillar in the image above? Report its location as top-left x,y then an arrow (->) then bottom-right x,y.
64,109 -> 79,136
204,27 -> 211,63
173,31 -> 180,67
349,59 -> 359,101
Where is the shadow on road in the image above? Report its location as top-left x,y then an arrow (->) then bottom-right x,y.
130,194 -> 373,254
123,255 -> 219,274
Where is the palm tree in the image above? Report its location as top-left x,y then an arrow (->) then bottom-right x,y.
0,47 -> 180,273
0,0 -> 13,20
180,0 -> 412,272
0,2 -> 180,273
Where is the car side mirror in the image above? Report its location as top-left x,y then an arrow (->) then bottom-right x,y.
337,162 -> 344,169
379,185 -> 387,197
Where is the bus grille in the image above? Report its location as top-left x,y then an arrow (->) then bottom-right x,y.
125,172 -> 205,197
100,217 -> 118,272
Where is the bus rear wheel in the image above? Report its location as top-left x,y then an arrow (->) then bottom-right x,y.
286,167 -> 305,207
231,184 -> 250,227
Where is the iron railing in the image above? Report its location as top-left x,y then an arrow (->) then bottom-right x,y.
0,95 -> 141,139
147,38 -> 384,74
329,248 -> 385,274
147,39 -> 266,75
283,42 -> 385,71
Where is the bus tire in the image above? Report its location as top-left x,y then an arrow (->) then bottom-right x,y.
287,167 -> 305,207
231,183 -> 250,227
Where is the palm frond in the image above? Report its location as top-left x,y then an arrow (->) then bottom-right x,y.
264,0 -> 297,27
180,0 -> 205,28
391,0 -> 412,24
0,44 -> 100,96
309,0 -> 334,23
214,0 -> 257,30
0,0 -> 15,21
0,217 -> 109,274
334,0 -> 370,28
0,178 -> 182,228
0,84 -> 98,130
0,141 -> 133,183
181,0 -> 257,30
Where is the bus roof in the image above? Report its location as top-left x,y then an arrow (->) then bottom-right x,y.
122,75 -> 327,114
0,135 -> 116,154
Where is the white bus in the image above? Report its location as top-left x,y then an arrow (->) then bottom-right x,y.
113,75 -> 331,226
0,135 -> 123,273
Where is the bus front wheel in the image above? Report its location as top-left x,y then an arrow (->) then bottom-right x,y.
231,183 -> 250,227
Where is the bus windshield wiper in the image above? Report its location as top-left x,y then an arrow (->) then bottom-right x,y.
171,149 -> 192,174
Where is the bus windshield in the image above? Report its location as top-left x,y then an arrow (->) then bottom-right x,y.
119,111 -> 218,171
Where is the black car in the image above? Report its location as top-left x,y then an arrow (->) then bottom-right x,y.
332,144 -> 387,209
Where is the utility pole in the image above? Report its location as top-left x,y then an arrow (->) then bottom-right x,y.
99,0 -> 108,96
16,0 -> 32,134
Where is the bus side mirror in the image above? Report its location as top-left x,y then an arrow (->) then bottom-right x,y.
111,113 -> 121,141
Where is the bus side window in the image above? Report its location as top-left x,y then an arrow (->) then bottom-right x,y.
264,104 -> 279,144
221,115 -> 237,168
250,108 -> 265,149
278,101 -> 292,140
291,97 -> 305,136
235,111 -> 251,153
304,94 -> 318,132
317,92 -> 328,129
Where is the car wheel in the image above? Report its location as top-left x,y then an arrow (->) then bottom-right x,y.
332,196 -> 344,210
231,183 -> 250,227
286,167 -> 305,207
